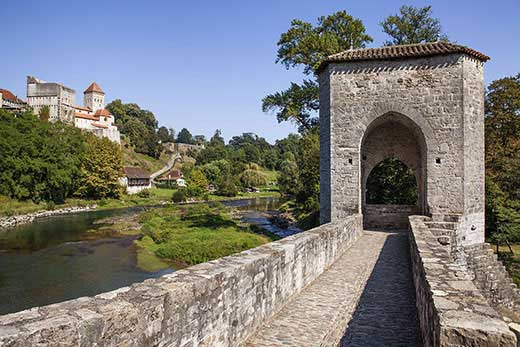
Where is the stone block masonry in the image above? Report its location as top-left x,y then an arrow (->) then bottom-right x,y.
408,215 -> 516,346
0,215 -> 363,347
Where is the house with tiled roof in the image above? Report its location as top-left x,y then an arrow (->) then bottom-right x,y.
26,76 -> 120,143
0,88 -> 27,111
120,166 -> 151,194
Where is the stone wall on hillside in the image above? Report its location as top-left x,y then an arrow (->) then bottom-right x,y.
0,215 -> 363,347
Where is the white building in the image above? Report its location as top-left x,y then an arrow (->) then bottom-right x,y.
26,77 -> 120,143
120,167 -> 152,194
26,76 -> 75,122
73,83 -> 121,143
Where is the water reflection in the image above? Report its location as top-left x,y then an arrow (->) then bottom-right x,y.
0,197 -> 300,314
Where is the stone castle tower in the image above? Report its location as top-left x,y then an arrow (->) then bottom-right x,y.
83,82 -> 105,112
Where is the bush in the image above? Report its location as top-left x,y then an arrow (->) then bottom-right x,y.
45,201 -> 56,211
216,177 -> 238,197
137,189 -> 151,198
172,190 -> 186,203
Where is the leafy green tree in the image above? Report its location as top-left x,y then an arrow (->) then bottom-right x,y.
75,134 -> 123,199
201,162 -> 221,184
186,168 -> 208,197
262,80 -> 319,132
39,105 -> 50,122
216,176 -> 238,197
194,135 -> 207,145
157,126 -> 174,143
239,163 -> 267,188
177,128 -> 195,144
485,74 -> 520,242
380,5 -> 448,46
366,158 -> 418,205
0,109 -> 84,203
278,152 -> 300,197
210,129 -> 225,146
263,11 -> 372,132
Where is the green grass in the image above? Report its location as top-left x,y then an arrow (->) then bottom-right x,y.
260,168 -> 278,183
121,141 -> 170,174
492,243 -> 520,286
136,203 -> 274,266
0,196 -> 94,217
0,187 -> 280,218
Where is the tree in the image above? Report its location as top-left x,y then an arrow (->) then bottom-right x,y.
0,109 -> 84,203
239,163 -> 267,188
39,105 -> 50,122
75,134 -> 123,199
278,152 -> 300,197
262,80 -> 319,132
186,168 -> 208,197
157,126 -> 174,143
485,74 -> 520,243
380,5 -> 448,46
263,11 -> 372,133
177,128 -> 195,144
210,129 -> 225,147
366,158 -> 418,205
194,135 -> 207,145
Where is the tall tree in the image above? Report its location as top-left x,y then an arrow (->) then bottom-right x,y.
380,5 -> 448,46
263,11 -> 372,133
485,74 -> 520,243
177,128 -> 195,144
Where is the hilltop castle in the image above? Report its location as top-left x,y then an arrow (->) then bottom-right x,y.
26,76 -> 120,143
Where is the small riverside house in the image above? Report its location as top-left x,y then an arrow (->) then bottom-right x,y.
120,167 -> 151,194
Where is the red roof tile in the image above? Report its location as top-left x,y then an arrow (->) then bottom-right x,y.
75,112 -> 99,121
84,82 -> 104,94
94,109 -> 112,117
316,42 -> 490,73
0,88 -> 24,103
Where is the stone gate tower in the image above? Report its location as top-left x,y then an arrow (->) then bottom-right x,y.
318,42 -> 489,246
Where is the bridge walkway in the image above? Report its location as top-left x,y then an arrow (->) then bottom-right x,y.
242,229 -> 422,347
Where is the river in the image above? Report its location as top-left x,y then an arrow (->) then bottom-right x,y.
0,197 -> 299,315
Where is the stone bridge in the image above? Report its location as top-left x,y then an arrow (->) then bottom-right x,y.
1,42 -> 519,347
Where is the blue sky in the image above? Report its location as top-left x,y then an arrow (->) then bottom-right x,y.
2,0 -> 519,143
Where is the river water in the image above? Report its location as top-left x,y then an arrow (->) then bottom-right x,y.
0,198 -> 299,315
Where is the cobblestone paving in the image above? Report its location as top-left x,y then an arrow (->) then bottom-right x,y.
242,230 -> 422,347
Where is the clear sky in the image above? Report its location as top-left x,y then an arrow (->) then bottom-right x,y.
2,0 -> 519,143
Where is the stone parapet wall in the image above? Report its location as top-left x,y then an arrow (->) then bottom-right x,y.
408,215 -> 516,346
0,215 -> 363,347
363,204 -> 418,230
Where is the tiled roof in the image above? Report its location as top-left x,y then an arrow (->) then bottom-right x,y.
84,82 -> 104,94
94,109 -> 112,117
159,169 -> 182,180
75,112 -> 99,121
123,166 -> 150,179
0,88 -> 24,103
316,42 -> 490,73
73,105 -> 92,112
92,122 -> 108,129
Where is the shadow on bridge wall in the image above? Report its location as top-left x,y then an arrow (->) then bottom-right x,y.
339,230 -> 423,347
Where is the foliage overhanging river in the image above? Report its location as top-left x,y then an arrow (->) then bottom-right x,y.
0,197 -> 300,315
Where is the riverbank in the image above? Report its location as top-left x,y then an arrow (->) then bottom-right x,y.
0,188 -> 280,229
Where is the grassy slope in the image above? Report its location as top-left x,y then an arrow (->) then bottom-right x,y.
136,203 -> 274,265
121,140 -> 170,174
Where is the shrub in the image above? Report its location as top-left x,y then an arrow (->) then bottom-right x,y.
216,177 -> 238,197
172,190 -> 186,203
45,201 -> 56,211
137,189 -> 151,198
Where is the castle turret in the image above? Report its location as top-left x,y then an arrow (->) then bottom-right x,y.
83,82 -> 105,112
